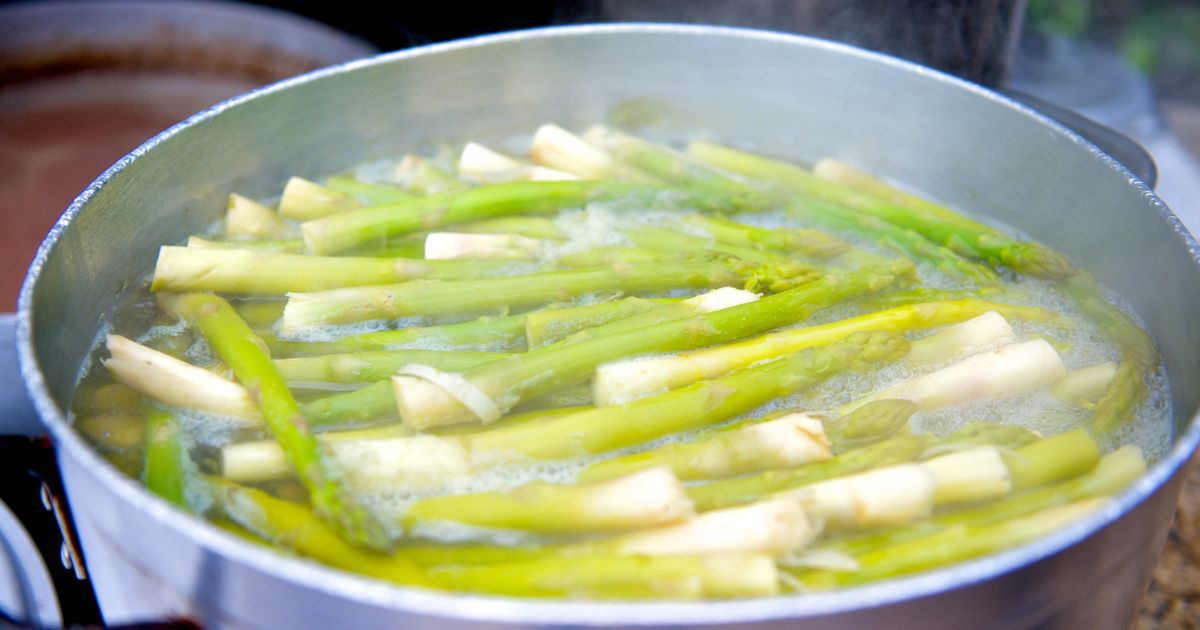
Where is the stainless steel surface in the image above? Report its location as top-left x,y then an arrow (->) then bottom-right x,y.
0,499 -> 61,627
16,24 -> 1200,629
0,315 -> 41,436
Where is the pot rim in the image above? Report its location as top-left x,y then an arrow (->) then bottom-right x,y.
17,22 -> 1200,625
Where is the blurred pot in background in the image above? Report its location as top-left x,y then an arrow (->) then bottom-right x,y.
0,0 -> 374,311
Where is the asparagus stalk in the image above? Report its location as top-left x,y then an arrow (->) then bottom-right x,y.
554,246 -> 674,268
264,313 -> 530,356
162,293 -> 391,550
790,499 -> 1107,588
529,124 -> 656,181
282,256 -> 796,333
688,140 -> 1077,280
142,405 -> 191,510
233,300 -> 285,329
823,445 -> 1144,558
442,216 -> 565,239
276,350 -> 506,385
188,236 -> 305,253
582,126 -> 756,197
458,142 -> 580,182
325,175 -> 414,205
919,421 -> 1041,459
686,434 -> 931,511
423,232 -> 546,261
680,213 -> 850,260
849,339 -> 1066,412
392,267 -> 902,429
402,467 -> 694,534
425,553 -> 777,599
1060,271 -> 1158,432
300,179 -> 736,255
576,412 -> 832,483
393,154 -> 466,194
103,334 -> 259,421
523,297 -> 679,347
592,299 -> 1055,406
153,247 -> 530,295
907,311 -> 1016,366
279,176 -> 361,220
555,287 -> 762,346
790,198 -> 999,284
811,158 -> 1000,235
224,194 -> 289,239
622,225 -> 792,265
777,430 -> 1098,531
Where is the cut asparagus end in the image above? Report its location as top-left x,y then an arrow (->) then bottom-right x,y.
923,446 -> 1013,506
530,123 -> 631,179
279,176 -> 361,220
224,193 -> 288,239
1053,361 -> 1119,405
857,339 -> 1067,412
1077,445 -> 1146,496
458,141 -> 581,183
221,434 -> 473,490
404,466 -> 693,534
613,498 -> 815,558
393,154 -> 464,194
392,373 -> 485,429
423,232 -> 545,261
696,554 -> 780,598
102,334 -> 259,421
908,311 -> 1016,366
780,463 -> 937,530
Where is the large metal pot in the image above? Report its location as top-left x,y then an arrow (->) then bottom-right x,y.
17,24 -> 1200,629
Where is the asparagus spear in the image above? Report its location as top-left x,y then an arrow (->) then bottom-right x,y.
324,175 -> 414,205
103,334 -> 259,421
392,266 -> 903,429
276,350 -> 507,385
790,198 -> 999,284
821,445 -> 1144,558
282,256 -> 798,333
188,236 -> 306,253
687,140 -> 1077,280
153,247 -> 532,295
811,158 -> 1000,235
301,179 -> 736,255
789,499 -> 1107,589
576,412 -> 831,483
680,213 -> 850,260
582,125 -> 757,197
263,313 -> 530,356
279,176 -> 361,220
592,299 -> 1056,406
822,399 -> 919,453
622,225 -> 794,265
1060,271 -> 1158,433
402,467 -> 694,534
847,339 -> 1066,413
142,405 -> 191,510
162,293 -> 391,550
907,311 -> 1016,366
919,421 -> 1041,459
224,194 -> 289,239
686,434 -> 931,511
523,297 -> 679,347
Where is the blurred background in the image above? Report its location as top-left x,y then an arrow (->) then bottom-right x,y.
0,0 -> 1197,626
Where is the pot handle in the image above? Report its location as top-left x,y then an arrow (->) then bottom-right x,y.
0,314 -> 43,437
1001,88 -> 1158,189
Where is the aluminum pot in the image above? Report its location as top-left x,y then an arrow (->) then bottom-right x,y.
17,24 -> 1200,629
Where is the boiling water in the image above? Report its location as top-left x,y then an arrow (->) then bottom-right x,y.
68,159 -> 1174,548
